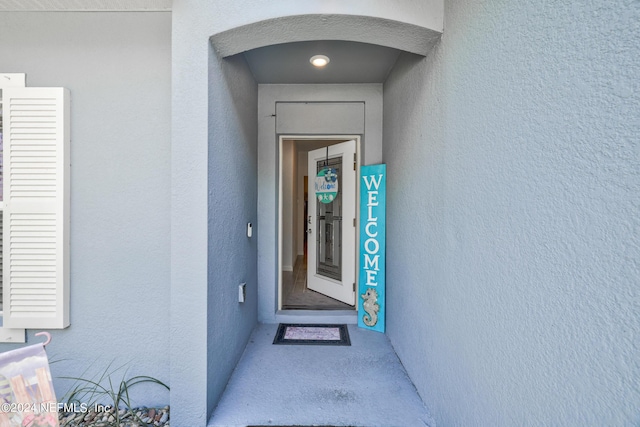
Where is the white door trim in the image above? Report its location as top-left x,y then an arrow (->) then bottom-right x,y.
277,135 -> 361,311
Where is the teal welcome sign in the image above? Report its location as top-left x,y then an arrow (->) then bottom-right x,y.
358,164 -> 386,333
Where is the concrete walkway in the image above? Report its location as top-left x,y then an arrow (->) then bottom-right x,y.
208,323 -> 434,427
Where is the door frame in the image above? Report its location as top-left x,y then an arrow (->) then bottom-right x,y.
277,134 -> 362,311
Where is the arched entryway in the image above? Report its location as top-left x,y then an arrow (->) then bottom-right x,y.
171,5 -> 442,425
208,15 -> 440,324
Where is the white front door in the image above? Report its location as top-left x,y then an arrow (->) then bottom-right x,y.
307,140 -> 357,306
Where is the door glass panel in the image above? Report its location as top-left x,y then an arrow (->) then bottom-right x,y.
316,156 -> 342,281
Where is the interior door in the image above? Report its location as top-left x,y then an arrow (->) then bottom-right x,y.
307,140 -> 356,305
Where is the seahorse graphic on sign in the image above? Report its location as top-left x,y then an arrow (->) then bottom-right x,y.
361,288 -> 380,327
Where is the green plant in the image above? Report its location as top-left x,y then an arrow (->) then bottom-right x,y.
60,361 -> 169,426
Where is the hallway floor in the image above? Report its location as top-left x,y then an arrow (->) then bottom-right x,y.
282,256 -> 355,310
208,323 -> 434,427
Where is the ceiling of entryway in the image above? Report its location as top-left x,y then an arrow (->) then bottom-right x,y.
243,40 -> 402,84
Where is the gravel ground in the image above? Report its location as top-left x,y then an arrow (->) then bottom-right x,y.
59,406 -> 169,427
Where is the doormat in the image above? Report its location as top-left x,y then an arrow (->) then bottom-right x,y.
272,324 -> 351,346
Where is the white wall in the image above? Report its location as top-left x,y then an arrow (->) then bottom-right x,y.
282,140 -> 295,271
0,12 -> 171,405
383,0 -> 640,425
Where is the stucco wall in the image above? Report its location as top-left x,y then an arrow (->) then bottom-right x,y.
383,0 -> 640,425
208,0 -> 442,36
206,51 -> 259,421
0,12 -> 171,405
171,2 -> 260,424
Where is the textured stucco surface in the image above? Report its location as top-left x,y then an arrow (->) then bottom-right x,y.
0,12 -> 171,405
210,14 -> 441,58
207,0 -> 443,36
206,50 -> 259,421
171,2 -> 260,425
383,0 -> 640,425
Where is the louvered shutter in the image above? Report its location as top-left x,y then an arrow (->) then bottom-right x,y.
2,87 -> 70,329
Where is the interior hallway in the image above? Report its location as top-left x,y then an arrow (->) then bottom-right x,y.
208,323 -> 433,427
282,256 -> 355,310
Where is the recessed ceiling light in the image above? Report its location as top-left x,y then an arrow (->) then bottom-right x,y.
310,55 -> 330,67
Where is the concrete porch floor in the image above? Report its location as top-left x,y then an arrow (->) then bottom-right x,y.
208,323 -> 434,427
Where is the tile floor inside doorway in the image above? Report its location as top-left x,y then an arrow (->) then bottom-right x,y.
282,256 -> 355,310
208,324 -> 434,427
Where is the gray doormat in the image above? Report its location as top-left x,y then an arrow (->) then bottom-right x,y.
272,323 -> 351,346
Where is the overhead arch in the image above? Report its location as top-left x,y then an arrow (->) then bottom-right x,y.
210,14 -> 442,57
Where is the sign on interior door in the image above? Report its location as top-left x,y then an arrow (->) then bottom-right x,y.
358,164 -> 386,333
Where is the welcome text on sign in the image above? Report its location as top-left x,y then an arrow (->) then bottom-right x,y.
362,174 -> 383,286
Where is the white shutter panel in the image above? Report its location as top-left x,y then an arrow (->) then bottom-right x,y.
3,87 -> 70,329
